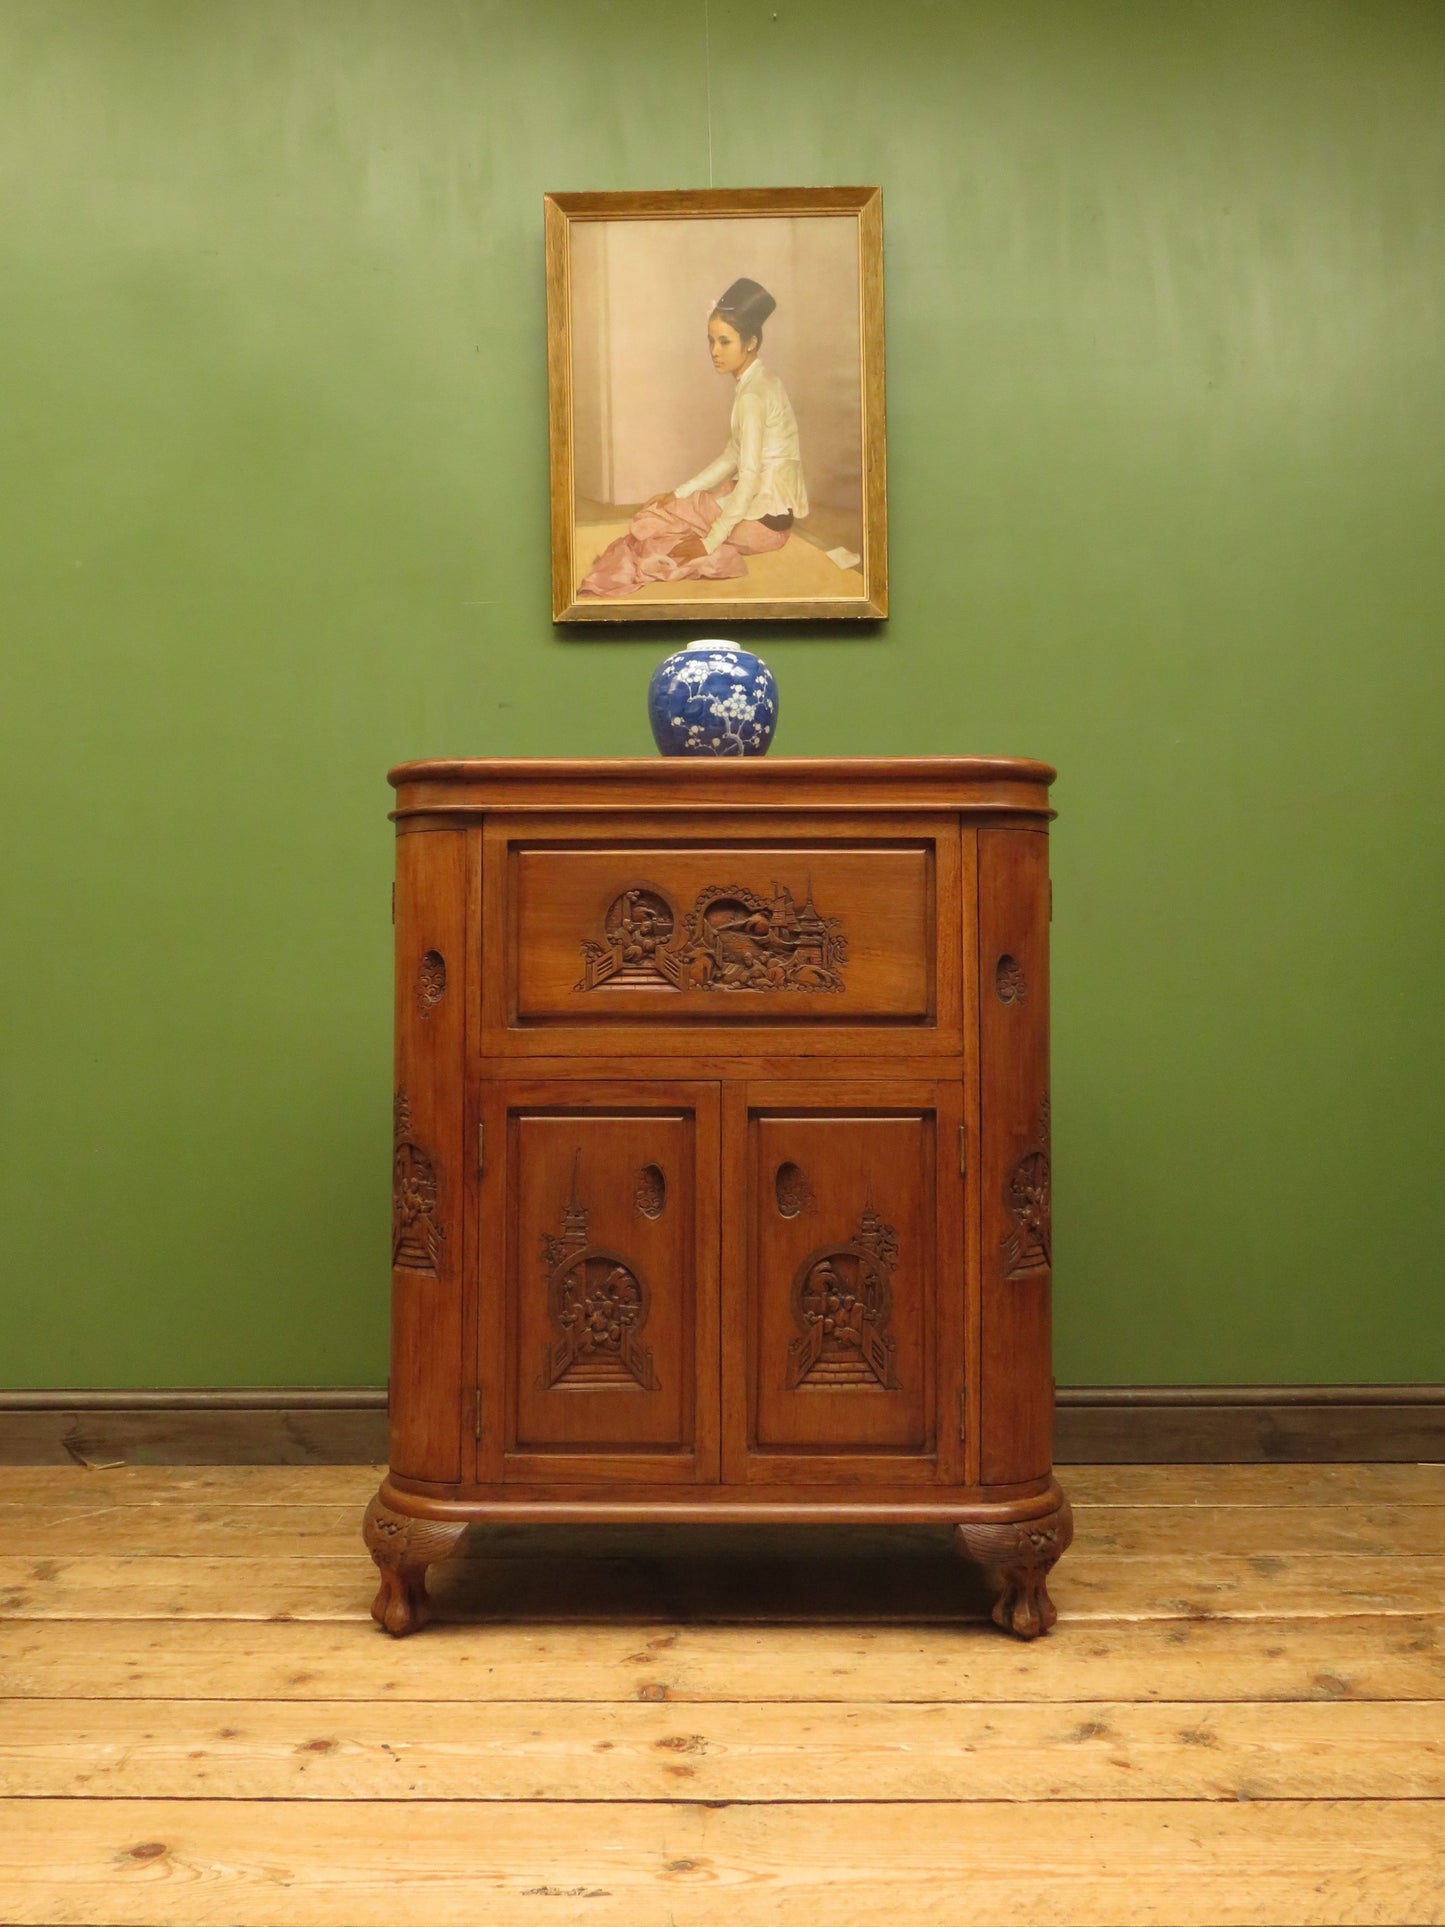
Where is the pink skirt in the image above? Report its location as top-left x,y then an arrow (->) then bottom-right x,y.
578,490 -> 790,598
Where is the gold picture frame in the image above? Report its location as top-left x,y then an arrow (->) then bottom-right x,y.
546,186 -> 887,624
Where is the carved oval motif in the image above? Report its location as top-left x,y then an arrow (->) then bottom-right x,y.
774,1161 -> 813,1218
635,1163 -> 666,1221
995,954 -> 1027,1004
418,949 -> 447,1015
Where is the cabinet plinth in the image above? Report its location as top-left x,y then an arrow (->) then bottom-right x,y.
367,757 -> 1068,1636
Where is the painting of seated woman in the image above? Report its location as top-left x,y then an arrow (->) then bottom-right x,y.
548,191 -> 886,622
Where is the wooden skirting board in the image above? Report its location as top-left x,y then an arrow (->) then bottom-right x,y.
0,1386 -> 1439,1466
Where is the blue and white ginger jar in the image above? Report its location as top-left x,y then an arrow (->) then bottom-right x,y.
647,638 -> 779,757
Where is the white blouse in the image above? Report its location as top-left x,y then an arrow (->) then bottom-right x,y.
674,362 -> 809,554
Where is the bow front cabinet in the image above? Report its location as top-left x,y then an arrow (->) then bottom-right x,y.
364,758 -> 1071,1637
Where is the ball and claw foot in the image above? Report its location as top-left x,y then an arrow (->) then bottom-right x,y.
363,1493 -> 467,1637
955,1494 -> 1073,1640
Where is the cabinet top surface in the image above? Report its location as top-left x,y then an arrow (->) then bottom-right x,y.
389,757 -> 1057,817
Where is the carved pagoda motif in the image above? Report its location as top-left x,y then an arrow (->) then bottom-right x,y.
681,881 -> 846,991
787,1205 -> 900,1390
1001,1097 -> 1052,1279
541,1153 -> 657,1391
577,879 -> 846,994
392,1088 -> 443,1275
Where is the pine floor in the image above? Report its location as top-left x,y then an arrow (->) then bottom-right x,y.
0,1462 -> 1441,1926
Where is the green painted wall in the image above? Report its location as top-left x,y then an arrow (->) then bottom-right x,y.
3,0 -> 1442,1390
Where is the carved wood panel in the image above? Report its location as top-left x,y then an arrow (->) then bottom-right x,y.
417,949 -> 447,1016
510,843 -> 935,1024
1001,1098 -> 1052,1281
506,1103 -> 704,1458
787,1207 -> 900,1390
750,1110 -> 934,1453
979,828 -> 1054,1484
391,1088 -> 443,1275
539,1156 -> 657,1392
578,881 -> 847,994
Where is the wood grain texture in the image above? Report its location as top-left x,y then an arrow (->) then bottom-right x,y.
1,1799 -> 1440,1926
5,1549 -> 1444,1623
0,1461 -> 1438,1505
746,1093 -> 944,1463
4,1697 -> 1440,1801
977,826 -> 1053,1486
5,1613 -> 1440,1705
4,1391 -> 1437,1466
512,842 -> 935,1021
388,826 -> 468,1483
480,807 -> 965,1061
389,757 -> 1057,818
1056,1391 -> 1445,1464
2,1464 -> 1441,1927
4,1500 -> 1437,1559
389,759 -> 1069,1638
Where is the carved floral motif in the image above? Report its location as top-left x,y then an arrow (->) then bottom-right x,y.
788,1206 -> 900,1391
577,880 -> 846,994
994,953 -> 1027,1004
634,1164 -> 666,1221
540,1155 -> 656,1391
392,1089 -> 443,1275
417,950 -> 447,1015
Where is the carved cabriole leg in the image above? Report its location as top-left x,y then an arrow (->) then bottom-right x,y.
362,1492 -> 468,1637
955,1493 -> 1073,1640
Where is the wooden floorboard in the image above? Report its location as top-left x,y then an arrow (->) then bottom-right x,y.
4,1696 -> 1442,1801
0,1458 -> 1438,1504
0,1464 -> 1441,1926
5,1547 -> 1443,1621
4,1499 -> 1438,1555
2,1798 -> 1441,1926
4,1612 -> 1441,1703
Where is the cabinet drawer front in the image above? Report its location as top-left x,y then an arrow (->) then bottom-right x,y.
509,843 -> 938,1025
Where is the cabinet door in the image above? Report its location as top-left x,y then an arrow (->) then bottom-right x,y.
478,1081 -> 719,1485
722,1081 -> 965,1486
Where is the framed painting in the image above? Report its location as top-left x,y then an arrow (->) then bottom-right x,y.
546,186 -> 887,624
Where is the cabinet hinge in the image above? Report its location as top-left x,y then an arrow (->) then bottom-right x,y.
473,1387 -> 483,1441
958,1124 -> 968,1177
476,1120 -> 485,1176
390,881 -> 395,925
959,1389 -> 968,1445
1048,878 -> 1053,922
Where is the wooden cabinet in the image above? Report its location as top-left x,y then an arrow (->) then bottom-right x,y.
365,759 -> 1072,1640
